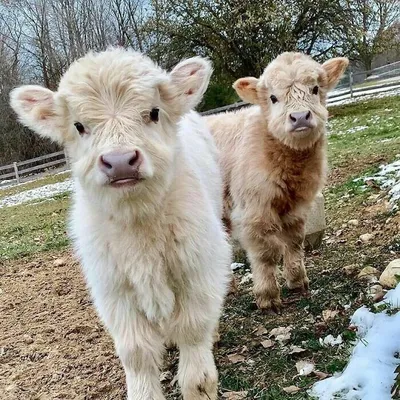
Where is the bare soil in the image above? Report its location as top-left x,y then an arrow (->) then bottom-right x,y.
2,200 -> 399,399
0,252 -> 125,400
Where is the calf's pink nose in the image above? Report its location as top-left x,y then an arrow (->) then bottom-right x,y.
289,111 -> 313,130
99,150 -> 141,180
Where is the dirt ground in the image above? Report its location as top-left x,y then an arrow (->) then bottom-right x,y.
2,178 -> 400,399
2,202 -> 399,399
0,251 -> 126,400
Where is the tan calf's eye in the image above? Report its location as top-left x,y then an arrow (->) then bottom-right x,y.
270,95 -> 278,104
312,86 -> 319,95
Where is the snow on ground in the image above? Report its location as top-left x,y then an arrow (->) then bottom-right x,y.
309,285 -> 400,400
0,179 -> 73,208
360,159 -> 400,207
0,169 -> 70,190
331,125 -> 369,136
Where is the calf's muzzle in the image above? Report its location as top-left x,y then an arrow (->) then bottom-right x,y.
289,111 -> 313,131
99,150 -> 142,182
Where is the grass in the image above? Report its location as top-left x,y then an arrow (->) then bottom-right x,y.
0,193 -> 70,260
0,94 -> 400,398
327,95 -> 400,184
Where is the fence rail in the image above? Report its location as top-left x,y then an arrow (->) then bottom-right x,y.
0,150 -> 69,184
1,60 -> 399,185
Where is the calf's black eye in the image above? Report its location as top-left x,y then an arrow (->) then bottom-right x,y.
312,86 -> 319,95
150,107 -> 159,123
270,95 -> 278,104
74,122 -> 85,134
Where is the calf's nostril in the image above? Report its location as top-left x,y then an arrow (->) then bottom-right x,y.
305,111 -> 311,120
128,151 -> 139,166
290,114 -> 297,122
100,155 -> 113,170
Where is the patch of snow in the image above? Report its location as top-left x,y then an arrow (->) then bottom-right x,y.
309,284 -> 400,400
359,159 -> 400,207
231,262 -> 245,271
377,284 -> 400,309
0,170 -> 71,191
319,334 -> 343,347
378,138 -> 394,143
0,179 -> 73,208
240,273 -> 253,285
343,125 -> 368,135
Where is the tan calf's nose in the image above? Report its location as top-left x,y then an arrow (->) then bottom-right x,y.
289,111 -> 313,130
99,150 -> 141,180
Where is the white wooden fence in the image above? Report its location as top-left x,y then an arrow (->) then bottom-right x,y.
0,150 -> 69,184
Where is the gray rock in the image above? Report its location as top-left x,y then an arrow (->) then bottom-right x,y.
357,266 -> 379,282
305,193 -> 326,250
379,259 -> 400,288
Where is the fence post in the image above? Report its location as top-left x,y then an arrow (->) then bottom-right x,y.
13,162 -> 20,184
64,150 -> 70,169
349,68 -> 354,99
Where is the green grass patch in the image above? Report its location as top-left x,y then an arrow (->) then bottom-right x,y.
327,95 -> 400,174
0,193 -> 70,260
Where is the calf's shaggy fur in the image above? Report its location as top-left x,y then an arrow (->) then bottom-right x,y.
11,49 -> 231,399
206,52 -> 348,311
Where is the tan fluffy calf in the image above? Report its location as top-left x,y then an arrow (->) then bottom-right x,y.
206,52 -> 348,311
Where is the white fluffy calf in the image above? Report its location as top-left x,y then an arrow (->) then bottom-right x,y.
10,48 -> 231,400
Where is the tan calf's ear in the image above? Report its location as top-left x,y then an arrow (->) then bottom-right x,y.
233,77 -> 259,104
322,57 -> 349,91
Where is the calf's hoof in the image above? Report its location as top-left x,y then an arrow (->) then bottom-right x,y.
182,377 -> 217,400
286,276 -> 310,293
255,292 -> 282,314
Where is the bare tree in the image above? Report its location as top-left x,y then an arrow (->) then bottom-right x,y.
344,0 -> 400,71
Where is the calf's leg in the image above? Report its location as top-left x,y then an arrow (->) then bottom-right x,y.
177,336 -> 218,400
281,219 -> 309,292
173,276 -> 226,399
96,294 -> 166,400
246,237 -> 283,311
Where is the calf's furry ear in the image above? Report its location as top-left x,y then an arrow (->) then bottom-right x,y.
322,57 -> 349,91
163,57 -> 213,114
233,77 -> 259,104
10,85 -> 64,144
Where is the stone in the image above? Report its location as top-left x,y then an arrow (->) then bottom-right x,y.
359,233 -> 374,243
343,265 -> 358,276
357,266 -> 379,282
367,284 -> 384,302
283,386 -> 300,394
379,259 -> 400,288
305,193 -> 326,250
53,258 -> 66,267
23,334 -> 34,344
348,219 -> 359,227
